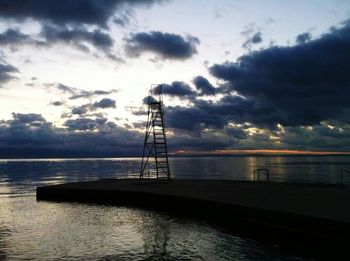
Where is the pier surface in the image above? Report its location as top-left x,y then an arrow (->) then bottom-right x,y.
37,179 -> 350,259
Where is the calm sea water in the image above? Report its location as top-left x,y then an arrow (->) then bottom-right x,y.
1,156 -> 349,260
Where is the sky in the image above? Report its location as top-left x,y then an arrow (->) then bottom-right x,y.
0,0 -> 350,157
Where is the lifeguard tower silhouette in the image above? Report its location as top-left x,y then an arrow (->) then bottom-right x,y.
140,85 -> 171,180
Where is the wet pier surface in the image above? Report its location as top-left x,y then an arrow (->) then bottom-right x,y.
37,179 -> 350,259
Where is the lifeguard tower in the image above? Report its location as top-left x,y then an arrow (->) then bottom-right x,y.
140,85 -> 171,180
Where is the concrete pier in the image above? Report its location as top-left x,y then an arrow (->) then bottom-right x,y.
37,179 -> 350,259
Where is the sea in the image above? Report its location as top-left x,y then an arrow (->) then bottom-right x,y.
1,156 -> 350,260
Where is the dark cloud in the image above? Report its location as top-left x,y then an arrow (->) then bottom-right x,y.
225,126 -> 247,140
272,124 -> 350,151
50,101 -> 64,106
192,76 -> 216,96
149,78 -> 222,101
64,117 -> 108,131
0,0 -> 165,28
11,113 -> 46,125
251,32 -> 263,44
165,96 -> 249,131
0,26 -> 119,60
0,60 -> 19,87
113,9 -> 134,28
154,82 -> 196,97
165,98 -> 350,151
1,113 -> 350,158
210,20 -> 350,127
93,98 -> 116,108
149,21 -> 350,152
114,17 -> 128,27
71,98 -> 117,116
94,90 -> 114,95
56,83 -> 76,95
296,32 -> 312,44
125,31 -> 200,60
169,134 -> 233,152
48,83 -> 117,100
142,95 -> 157,105
71,104 -> 90,116
0,113 -> 143,157
40,24 -> 114,53
70,89 -> 118,100
243,31 -> 263,49
166,105 -> 219,131
0,1 -> 166,60
0,28 -> 32,45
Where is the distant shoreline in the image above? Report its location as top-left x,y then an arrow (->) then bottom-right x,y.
1,153 -> 350,161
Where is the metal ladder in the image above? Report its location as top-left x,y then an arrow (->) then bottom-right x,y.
140,85 -> 171,180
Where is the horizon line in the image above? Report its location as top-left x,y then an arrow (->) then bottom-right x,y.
173,149 -> 350,156
0,149 -> 350,160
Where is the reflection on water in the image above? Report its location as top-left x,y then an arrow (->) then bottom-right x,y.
171,156 -> 350,183
0,197 -> 303,260
1,156 -> 349,260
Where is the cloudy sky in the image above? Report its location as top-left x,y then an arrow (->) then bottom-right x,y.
0,0 -> 350,157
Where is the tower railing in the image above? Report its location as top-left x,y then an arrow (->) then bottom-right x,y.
340,169 -> 350,185
253,168 -> 270,182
